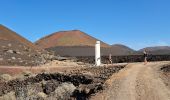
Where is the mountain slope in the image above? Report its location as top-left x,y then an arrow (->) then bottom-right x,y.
0,24 -> 38,49
35,30 -> 110,48
0,25 -> 45,66
111,44 -> 135,55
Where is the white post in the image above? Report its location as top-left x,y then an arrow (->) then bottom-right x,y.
95,41 -> 101,66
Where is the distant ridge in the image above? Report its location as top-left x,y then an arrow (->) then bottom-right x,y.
111,44 -> 135,54
139,46 -> 170,55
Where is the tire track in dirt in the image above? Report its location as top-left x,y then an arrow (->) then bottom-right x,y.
136,63 -> 170,100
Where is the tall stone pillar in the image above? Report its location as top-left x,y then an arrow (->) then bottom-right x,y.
95,41 -> 101,66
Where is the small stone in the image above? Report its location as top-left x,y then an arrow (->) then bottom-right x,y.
16,51 -> 21,54
11,57 -> 16,60
0,58 -> 3,61
2,46 -> 6,48
18,58 -> 22,60
8,44 -> 12,47
7,59 -> 11,61
7,50 -> 14,53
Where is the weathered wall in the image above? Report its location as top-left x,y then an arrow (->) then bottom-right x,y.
76,55 -> 170,64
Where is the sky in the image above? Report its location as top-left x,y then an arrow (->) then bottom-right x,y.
0,0 -> 170,50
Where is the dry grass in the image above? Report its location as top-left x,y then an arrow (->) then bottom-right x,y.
0,65 -> 80,76
47,83 -> 76,100
0,91 -> 16,100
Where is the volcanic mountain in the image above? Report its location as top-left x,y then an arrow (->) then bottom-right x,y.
35,30 -> 110,49
35,30 -> 139,56
139,46 -> 170,55
0,25 -> 45,66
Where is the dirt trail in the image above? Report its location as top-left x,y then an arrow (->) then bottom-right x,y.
92,62 -> 170,100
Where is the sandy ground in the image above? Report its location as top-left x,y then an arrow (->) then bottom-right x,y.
0,60 -> 127,76
91,61 -> 170,100
0,60 -> 85,77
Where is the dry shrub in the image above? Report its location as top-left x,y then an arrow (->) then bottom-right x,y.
15,85 -> 46,100
48,83 -> 76,100
13,71 -> 33,81
37,92 -> 47,98
0,74 -> 12,82
15,86 -> 28,100
0,91 -> 16,100
22,70 -> 32,77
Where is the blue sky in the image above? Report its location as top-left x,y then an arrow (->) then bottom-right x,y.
0,0 -> 170,50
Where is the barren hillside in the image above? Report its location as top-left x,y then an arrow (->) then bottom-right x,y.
0,25 -> 47,66
35,30 -> 110,48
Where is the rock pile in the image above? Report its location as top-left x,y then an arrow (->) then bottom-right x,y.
161,64 -> 170,72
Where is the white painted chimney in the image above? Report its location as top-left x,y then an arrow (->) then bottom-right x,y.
95,41 -> 101,66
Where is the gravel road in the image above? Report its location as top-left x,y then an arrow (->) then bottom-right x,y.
92,62 -> 170,100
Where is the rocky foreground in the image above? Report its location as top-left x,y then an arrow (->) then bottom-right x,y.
0,65 -> 125,100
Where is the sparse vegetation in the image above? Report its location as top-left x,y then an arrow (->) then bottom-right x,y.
0,91 -> 16,100
48,83 -> 76,100
0,74 -> 12,82
0,65 -> 125,99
